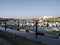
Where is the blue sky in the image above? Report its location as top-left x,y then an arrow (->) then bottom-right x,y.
0,0 -> 60,19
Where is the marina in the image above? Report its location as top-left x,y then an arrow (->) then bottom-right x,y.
0,0 -> 60,45
0,17 -> 60,45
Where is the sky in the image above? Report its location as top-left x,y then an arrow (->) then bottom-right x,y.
0,0 -> 60,19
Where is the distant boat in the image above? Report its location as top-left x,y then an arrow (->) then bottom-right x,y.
45,27 -> 59,32
51,28 -> 59,31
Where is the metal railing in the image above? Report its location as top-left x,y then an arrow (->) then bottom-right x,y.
0,19 -> 60,39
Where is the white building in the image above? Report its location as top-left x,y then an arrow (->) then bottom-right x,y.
43,16 -> 53,19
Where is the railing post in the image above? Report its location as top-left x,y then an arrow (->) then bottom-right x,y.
46,22 -> 49,28
36,20 -> 38,39
33,20 -> 34,30
24,19 -> 26,28
22,20 -> 23,27
18,19 -> 19,30
4,20 -> 6,31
